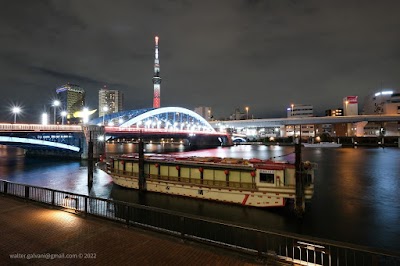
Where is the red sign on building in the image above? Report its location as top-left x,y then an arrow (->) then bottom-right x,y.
346,96 -> 358,104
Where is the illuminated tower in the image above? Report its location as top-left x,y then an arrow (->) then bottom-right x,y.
152,36 -> 161,108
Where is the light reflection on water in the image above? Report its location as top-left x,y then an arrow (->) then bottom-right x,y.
0,144 -> 399,252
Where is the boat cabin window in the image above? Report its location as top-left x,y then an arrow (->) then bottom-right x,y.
260,173 -> 274,183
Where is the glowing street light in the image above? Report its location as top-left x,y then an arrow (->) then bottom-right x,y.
61,111 -> 67,125
12,107 -> 21,123
245,106 -> 249,119
53,100 -> 60,124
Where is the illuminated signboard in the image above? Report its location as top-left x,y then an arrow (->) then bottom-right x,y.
346,96 -> 358,104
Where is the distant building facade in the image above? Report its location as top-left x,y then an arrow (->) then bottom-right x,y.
194,106 -> 212,121
56,83 -> 85,124
361,89 -> 400,136
325,108 -> 343,116
343,96 -> 358,116
362,89 -> 400,115
229,108 -> 243,120
98,86 -> 124,117
287,104 -> 313,118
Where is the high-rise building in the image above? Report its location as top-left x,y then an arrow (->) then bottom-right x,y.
152,36 -> 161,108
55,83 -> 85,124
98,86 -> 124,117
194,106 -> 212,121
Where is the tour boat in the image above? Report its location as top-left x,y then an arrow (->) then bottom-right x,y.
303,142 -> 342,148
104,154 -> 316,208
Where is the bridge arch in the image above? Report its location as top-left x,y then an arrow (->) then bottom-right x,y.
0,136 -> 80,152
92,107 -> 215,132
120,107 -> 215,131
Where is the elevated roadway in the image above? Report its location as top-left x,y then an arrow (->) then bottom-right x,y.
210,115 -> 400,128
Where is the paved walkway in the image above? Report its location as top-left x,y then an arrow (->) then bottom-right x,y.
0,195 -> 273,266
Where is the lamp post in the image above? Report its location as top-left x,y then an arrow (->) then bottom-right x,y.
53,100 -> 60,124
291,104 -> 294,117
245,106 -> 249,119
102,106 -> 108,125
61,111 -> 67,125
12,107 -> 21,124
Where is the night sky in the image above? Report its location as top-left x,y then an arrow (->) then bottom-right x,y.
1,0 -> 400,123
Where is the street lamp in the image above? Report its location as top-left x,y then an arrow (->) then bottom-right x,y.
102,106 -> 109,125
12,107 -> 21,123
53,100 -> 60,124
61,111 -> 67,125
291,104 -> 294,117
245,106 -> 249,119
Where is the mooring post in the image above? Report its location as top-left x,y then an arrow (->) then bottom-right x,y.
294,137 -> 305,216
88,131 -> 94,191
138,138 -> 146,191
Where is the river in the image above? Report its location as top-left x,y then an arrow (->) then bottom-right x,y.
1,144 -> 399,252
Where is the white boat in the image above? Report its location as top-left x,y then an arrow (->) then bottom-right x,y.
104,154 -> 316,208
303,142 -> 342,148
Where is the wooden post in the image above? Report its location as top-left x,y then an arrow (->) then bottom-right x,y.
88,131 -> 94,191
294,137 -> 305,217
138,138 -> 146,191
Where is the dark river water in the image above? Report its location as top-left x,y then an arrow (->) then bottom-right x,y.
1,144 -> 399,252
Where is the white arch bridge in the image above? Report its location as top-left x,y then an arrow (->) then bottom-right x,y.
91,107 -> 230,148
0,107 -> 230,158
91,107 -> 216,132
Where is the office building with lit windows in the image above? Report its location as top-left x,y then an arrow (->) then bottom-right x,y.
98,86 -> 124,117
325,108 -> 343,116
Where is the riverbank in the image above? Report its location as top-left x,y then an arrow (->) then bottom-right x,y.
258,136 -> 399,147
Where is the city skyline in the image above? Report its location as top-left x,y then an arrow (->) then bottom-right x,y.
1,1 -> 400,123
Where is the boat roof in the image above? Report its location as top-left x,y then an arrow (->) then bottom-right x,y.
113,154 -> 295,170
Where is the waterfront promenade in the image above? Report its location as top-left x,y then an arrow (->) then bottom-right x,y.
0,195 -> 268,266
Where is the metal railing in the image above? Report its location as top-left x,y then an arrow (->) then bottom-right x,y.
1,180 -> 399,265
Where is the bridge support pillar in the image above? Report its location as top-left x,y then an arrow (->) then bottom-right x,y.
81,125 -> 105,160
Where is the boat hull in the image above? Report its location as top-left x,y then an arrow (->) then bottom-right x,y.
112,174 -> 288,207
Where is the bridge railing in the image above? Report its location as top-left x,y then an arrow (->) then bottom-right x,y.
0,123 -> 82,132
105,126 -> 224,135
1,179 -> 399,265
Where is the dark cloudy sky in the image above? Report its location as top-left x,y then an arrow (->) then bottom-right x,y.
1,0 -> 400,123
